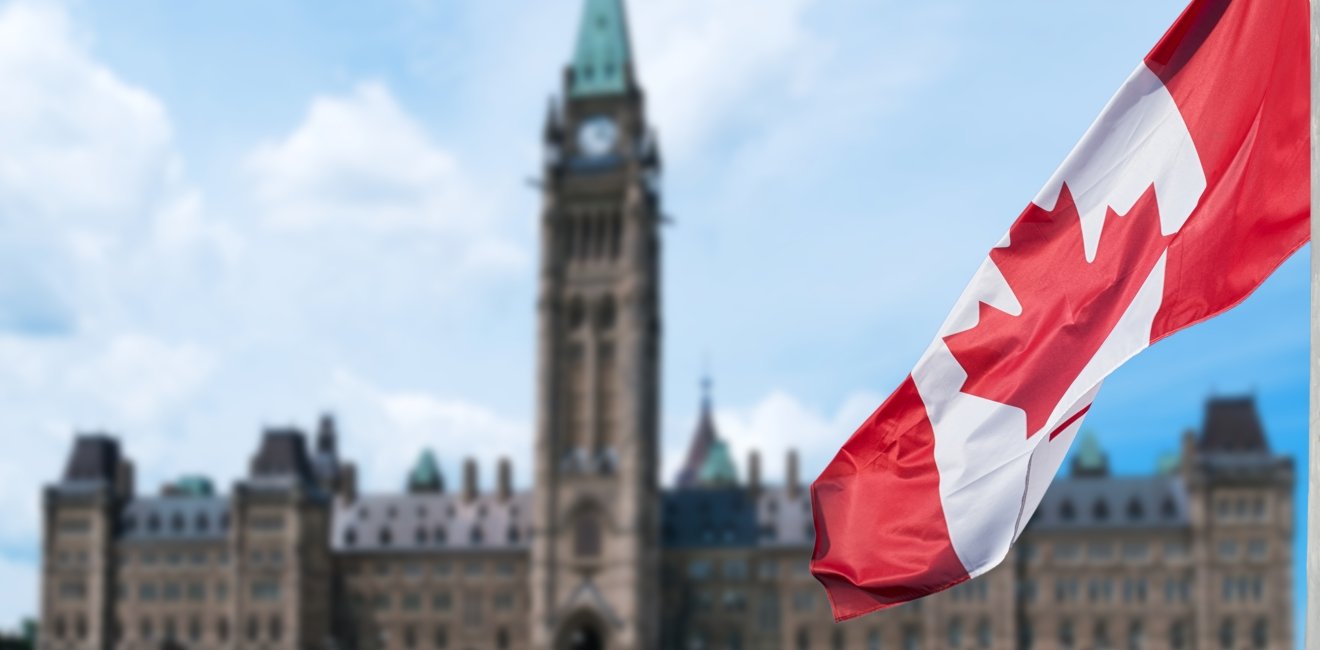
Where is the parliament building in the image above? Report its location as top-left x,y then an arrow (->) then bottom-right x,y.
38,1 -> 1295,649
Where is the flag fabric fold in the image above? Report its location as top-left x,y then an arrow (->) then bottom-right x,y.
810,0 -> 1308,621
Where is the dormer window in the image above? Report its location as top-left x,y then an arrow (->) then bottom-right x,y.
507,527 -> 520,544
470,526 -> 484,545
434,527 -> 447,545
1126,498 -> 1144,521
147,514 -> 161,533
379,527 -> 392,547
415,528 -> 428,545
1060,500 -> 1076,521
1161,497 -> 1178,520
1093,499 -> 1110,521
195,514 -> 209,532
344,528 -> 357,547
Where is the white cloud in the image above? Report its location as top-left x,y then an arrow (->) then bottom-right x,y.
248,82 -> 491,234
0,1 -> 172,222
68,335 -> 215,422
665,388 -> 883,488
329,371 -> 530,493
0,554 -> 36,624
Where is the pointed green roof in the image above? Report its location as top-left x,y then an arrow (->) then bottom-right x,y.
570,0 -> 632,97
408,449 -> 443,493
697,438 -> 739,487
1072,430 -> 1110,478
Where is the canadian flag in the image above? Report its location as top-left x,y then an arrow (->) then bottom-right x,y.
810,0 -> 1308,621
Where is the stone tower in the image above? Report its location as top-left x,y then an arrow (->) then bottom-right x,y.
529,0 -> 663,648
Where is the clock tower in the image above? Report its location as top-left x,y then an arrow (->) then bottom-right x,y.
529,1 -> 662,649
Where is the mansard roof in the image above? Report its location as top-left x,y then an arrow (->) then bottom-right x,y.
331,492 -> 533,554
1200,396 -> 1269,453
62,434 -> 121,484
660,486 -> 813,549
118,497 -> 230,542
1028,475 -> 1189,531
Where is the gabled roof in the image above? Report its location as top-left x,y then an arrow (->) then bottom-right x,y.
570,0 -> 632,97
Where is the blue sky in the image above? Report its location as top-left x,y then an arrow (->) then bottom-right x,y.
0,0 -> 1308,637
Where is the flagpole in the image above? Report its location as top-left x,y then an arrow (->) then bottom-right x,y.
1309,0 -> 1320,646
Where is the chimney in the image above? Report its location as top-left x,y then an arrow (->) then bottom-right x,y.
115,458 -> 135,502
497,458 -> 513,501
787,449 -> 800,497
747,451 -> 761,494
338,463 -> 358,503
316,413 -> 337,455
463,458 -> 479,502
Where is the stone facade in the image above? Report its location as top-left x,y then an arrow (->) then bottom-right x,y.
37,1 -> 1295,650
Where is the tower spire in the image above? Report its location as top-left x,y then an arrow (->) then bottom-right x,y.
570,0 -> 633,97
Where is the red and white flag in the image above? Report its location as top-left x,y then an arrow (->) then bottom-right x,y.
811,0 -> 1308,621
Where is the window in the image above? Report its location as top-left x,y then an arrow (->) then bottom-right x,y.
269,616 -> 282,642
1248,539 -> 1268,560
379,526 -> 393,546
903,625 -> 921,650
1127,619 -> 1143,650
403,593 -> 422,611
574,515 -> 601,558
433,591 -> 453,611
404,562 -> 423,579
1059,619 -> 1075,650
139,618 -> 153,642
415,527 -> 428,545
216,618 -> 229,643
434,526 -> 448,545
976,619 -> 991,648
246,616 -> 259,642
434,626 -> 449,649
722,559 -> 748,581
796,627 -> 810,650
188,617 -> 201,643
496,627 -> 510,650
793,590 -> 815,612
1122,542 -> 1149,562
1126,498 -> 1144,520
494,591 -> 515,611
832,628 -> 846,650
251,581 -> 281,601
403,626 -> 417,650
1019,621 -> 1034,650
948,618 -> 963,648
434,561 -> 452,577
139,583 -> 157,602
470,525 -> 484,544
496,561 -> 516,577
188,582 -> 205,601
1060,500 -> 1076,520
1169,621 -> 1187,650
1251,618 -> 1268,649
1218,540 -> 1238,559
867,628 -> 883,650
1219,619 -> 1235,650
465,561 -> 483,577
1093,499 -> 1110,521
687,560 -> 713,581
1094,620 -> 1111,650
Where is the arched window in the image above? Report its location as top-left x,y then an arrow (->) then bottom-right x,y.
832,627 -> 846,650
269,615 -> 282,642
1094,620 -> 1111,649
867,628 -> 882,650
948,617 -> 963,648
247,616 -> 259,642
1127,619 -> 1143,650
1161,497 -> 1178,519
574,514 -> 601,558
596,295 -> 616,330
1126,498 -> 1144,521
139,617 -> 152,641
1093,499 -> 1110,521
435,625 -> 449,649
1059,619 -> 1075,650
1169,620 -> 1187,650
903,625 -> 921,650
403,625 -> 417,650
1251,618 -> 1268,649
507,526 -> 520,543
188,617 -> 201,642
147,514 -> 161,532
1219,619 -> 1235,650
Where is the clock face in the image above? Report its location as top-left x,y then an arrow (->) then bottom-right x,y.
577,116 -> 618,158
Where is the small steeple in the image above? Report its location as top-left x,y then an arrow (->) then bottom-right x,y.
570,0 -> 633,97
408,449 -> 445,494
1071,430 -> 1110,478
676,374 -> 727,488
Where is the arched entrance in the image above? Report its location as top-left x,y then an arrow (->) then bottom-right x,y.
554,611 -> 607,650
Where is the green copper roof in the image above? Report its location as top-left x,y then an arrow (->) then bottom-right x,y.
570,0 -> 632,97
171,475 -> 214,497
408,449 -> 442,492
697,438 -> 739,487
1072,430 -> 1109,477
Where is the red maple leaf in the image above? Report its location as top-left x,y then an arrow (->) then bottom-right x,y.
943,183 -> 1171,438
